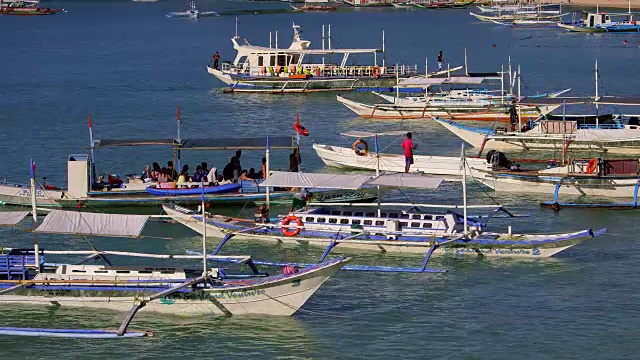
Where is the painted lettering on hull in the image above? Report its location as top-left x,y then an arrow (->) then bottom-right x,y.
442,247 -> 542,256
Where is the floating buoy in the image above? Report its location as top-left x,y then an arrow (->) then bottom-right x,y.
492,44 -> 496,48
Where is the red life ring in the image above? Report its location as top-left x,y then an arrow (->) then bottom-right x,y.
586,158 -> 597,174
293,116 -> 309,136
372,66 -> 381,77
281,215 -> 303,237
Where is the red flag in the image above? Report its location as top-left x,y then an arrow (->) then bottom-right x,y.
88,115 -> 92,128
177,106 -> 181,120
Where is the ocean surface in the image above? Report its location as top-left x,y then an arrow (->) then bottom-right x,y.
2,1 -> 640,358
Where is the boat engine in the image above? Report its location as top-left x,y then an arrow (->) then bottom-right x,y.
486,150 -> 512,170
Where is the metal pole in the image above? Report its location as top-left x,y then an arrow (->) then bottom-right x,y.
328,25 -> 331,50
200,184 -> 207,277
562,100 -> 567,165
461,144 -> 468,238
595,59 -> 600,126
269,32 -> 272,49
30,159 -> 39,273
88,115 -> 96,187
382,29 -> 385,69
500,65 -> 504,105
176,106 -> 182,173
375,135 -> 381,217
464,48 -> 468,76
275,31 -> 278,49
266,136 -> 271,208
395,63 -> 399,104
517,65 -> 522,131
235,16 -> 238,38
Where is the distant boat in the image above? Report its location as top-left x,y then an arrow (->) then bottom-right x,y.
0,0 -> 62,15
558,6 -> 640,33
166,1 -> 219,19
290,0 -> 341,11
133,0 -> 158,3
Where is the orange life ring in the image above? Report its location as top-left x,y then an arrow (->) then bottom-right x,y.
372,66 -> 381,77
352,139 -> 369,156
281,215 -> 303,237
586,158 -> 597,174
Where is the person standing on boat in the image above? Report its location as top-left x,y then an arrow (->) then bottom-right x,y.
437,51 -> 444,71
167,161 -> 177,181
213,52 -> 220,70
401,132 -> 417,173
509,100 -> 519,132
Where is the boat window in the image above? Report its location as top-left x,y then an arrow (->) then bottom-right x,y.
160,270 -> 175,274
352,220 -> 361,225
71,270 -> 87,273
116,270 -> 131,274
423,215 -> 433,220
316,217 -> 326,223
389,213 -> 398,218
412,215 -> 421,220
374,220 -> 384,226
269,56 -> 275,67
380,212 -> 387,217
354,212 -> 363,217
364,220 -> 372,225
290,54 -> 300,65
423,223 -> 433,228
400,222 -> 408,226
138,270 -> 153,274
436,216 -> 445,220
343,211 -> 352,216
277,55 -> 287,67
340,219 -> 349,224
411,222 -> 420,228
329,218 -> 338,224
305,217 -> 315,222
94,270 -> 108,274
366,212 -> 375,217
258,56 -> 264,67
400,213 -> 410,219
331,211 -> 341,216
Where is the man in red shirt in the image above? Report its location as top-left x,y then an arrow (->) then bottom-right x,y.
401,132 -> 417,173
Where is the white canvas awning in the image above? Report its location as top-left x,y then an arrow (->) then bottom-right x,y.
33,210 -> 150,238
368,173 -> 443,189
260,172 -> 371,190
0,211 -> 29,226
574,129 -> 640,143
341,130 -> 408,138
260,171 -> 443,190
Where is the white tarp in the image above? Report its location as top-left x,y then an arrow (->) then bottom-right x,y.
34,210 -> 149,238
260,172 -> 371,190
368,173 -> 443,189
574,129 -> 640,143
0,211 -> 29,226
398,76 -> 487,88
341,130 -> 408,138
260,171 -> 443,190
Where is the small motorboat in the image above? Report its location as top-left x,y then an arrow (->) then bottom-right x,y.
290,1 -> 341,11
0,3 -> 62,15
166,1 -> 218,19
145,182 -> 241,196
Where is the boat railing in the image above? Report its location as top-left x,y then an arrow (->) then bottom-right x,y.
230,64 -> 418,78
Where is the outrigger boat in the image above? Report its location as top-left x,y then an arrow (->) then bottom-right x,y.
470,10 -> 567,23
0,0 -> 62,15
476,2 -> 560,13
558,4 -> 640,33
313,130 -> 491,178
209,23 -> 421,93
166,1 -> 219,19
164,146 -> 606,259
342,0 -> 393,7
0,171 -> 351,338
0,116 -> 375,210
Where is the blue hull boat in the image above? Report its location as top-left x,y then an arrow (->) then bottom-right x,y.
146,183 -> 241,196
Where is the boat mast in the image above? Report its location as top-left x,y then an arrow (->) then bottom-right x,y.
562,99 -> 567,165
517,64 -> 522,131
395,63 -> 399,104
235,16 -> 238,38
322,25 -> 325,65
266,136 -> 270,208
460,144 -> 468,238
464,48 -> 468,76
30,159 -> 40,273
500,64 -> 505,105
375,134 -> 381,217
88,115 -> 96,187
594,59 -> 599,127
382,29 -> 386,69
508,56 -> 513,94
200,184 -> 207,277
176,106 -> 182,172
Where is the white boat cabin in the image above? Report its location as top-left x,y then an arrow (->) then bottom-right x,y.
286,206 -> 480,239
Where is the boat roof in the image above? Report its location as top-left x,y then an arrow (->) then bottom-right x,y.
94,136 -> 296,150
236,44 -> 381,55
33,210 -> 149,238
259,171 -> 443,190
518,96 -> 640,106
341,130 -> 408,138
397,76 -> 499,88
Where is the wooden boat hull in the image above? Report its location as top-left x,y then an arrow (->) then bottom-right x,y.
0,258 -> 348,317
312,143 -> 490,178
164,205 -> 602,258
434,118 -> 640,155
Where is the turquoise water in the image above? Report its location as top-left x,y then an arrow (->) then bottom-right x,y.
2,1 -> 640,358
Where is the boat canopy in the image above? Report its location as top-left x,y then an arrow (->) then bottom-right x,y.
33,210 -> 149,238
94,136 -> 295,150
0,211 -> 29,226
341,130 -> 408,138
259,171 -> 443,190
397,76 -> 495,88
234,45 -> 381,55
574,129 -> 640,143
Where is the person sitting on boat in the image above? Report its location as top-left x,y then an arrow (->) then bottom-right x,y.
401,132 -> 417,173
201,162 -> 209,177
437,51 -> 444,71
151,162 -> 161,181
167,161 -> 177,181
223,157 -> 237,182
157,169 -> 168,183
291,188 -> 312,211
238,169 -> 256,183
107,174 -> 123,187
206,167 -> 218,185
192,165 -> 203,182
177,170 -> 189,187
248,168 -> 258,179
141,165 -> 152,181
